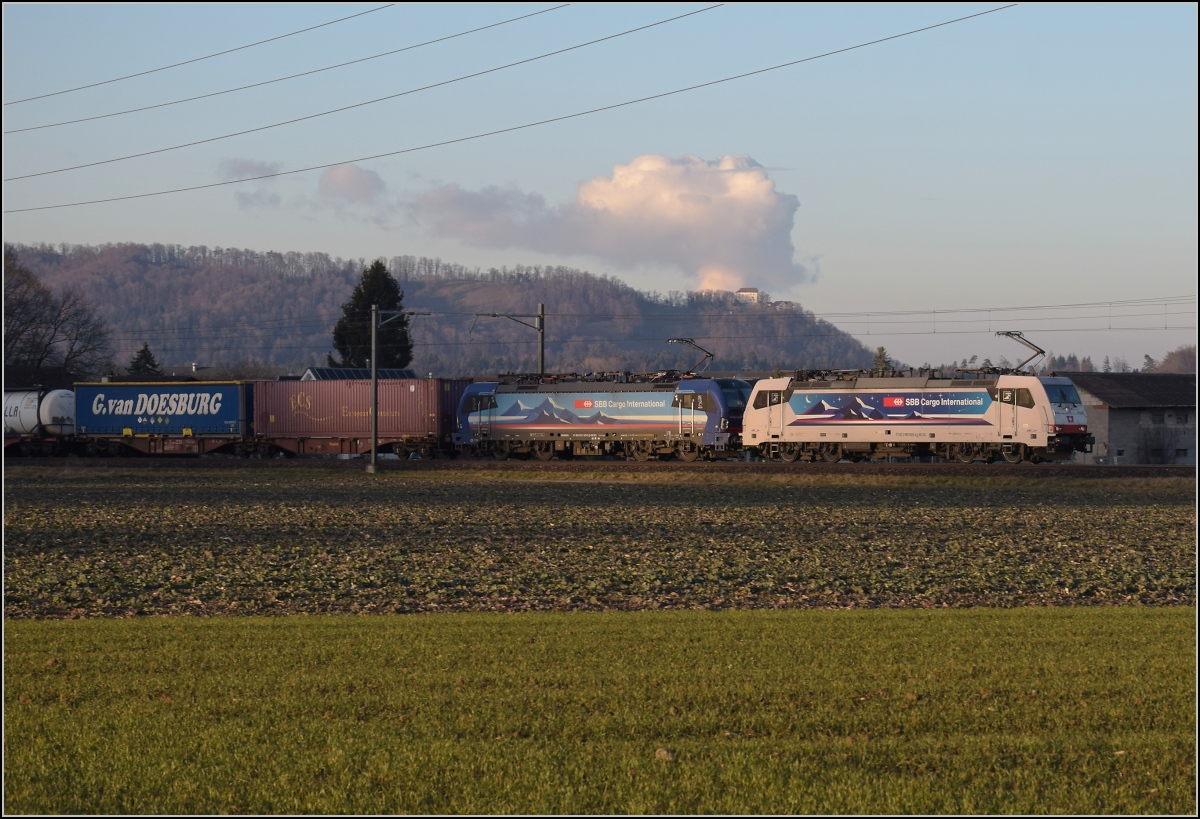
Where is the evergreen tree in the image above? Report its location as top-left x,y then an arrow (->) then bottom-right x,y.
328,260 -> 412,368
127,342 -> 163,375
872,346 -> 890,369
1142,354 -> 1157,373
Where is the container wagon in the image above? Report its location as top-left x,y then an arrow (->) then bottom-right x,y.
73,381 -> 254,455
255,378 -> 470,457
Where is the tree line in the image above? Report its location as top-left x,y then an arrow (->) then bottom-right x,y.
6,241 -> 1192,380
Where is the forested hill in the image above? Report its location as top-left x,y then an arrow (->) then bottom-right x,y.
8,242 -> 873,376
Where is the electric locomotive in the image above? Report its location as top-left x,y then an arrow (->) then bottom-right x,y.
453,372 -> 752,461
743,371 -> 1093,463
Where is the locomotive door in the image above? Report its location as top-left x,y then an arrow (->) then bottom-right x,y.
673,391 -> 700,437
475,393 -> 496,440
999,387 -> 1017,439
767,390 -> 784,439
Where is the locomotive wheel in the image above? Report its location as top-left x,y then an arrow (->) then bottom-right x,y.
491,444 -> 511,461
1001,445 -> 1025,464
531,442 -> 555,461
818,443 -> 842,463
955,445 -> 976,464
677,443 -> 701,462
626,442 -> 652,462
778,444 -> 801,463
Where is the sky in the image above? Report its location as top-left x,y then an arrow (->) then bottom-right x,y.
3,3 -> 1196,369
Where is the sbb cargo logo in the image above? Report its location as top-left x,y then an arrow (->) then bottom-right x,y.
883,396 -> 906,408
574,399 -> 594,409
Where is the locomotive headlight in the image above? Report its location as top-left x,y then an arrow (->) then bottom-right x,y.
1049,424 -> 1057,433
720,417 -> 728,430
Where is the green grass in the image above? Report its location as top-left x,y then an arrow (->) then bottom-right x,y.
4,608 -> 1194,814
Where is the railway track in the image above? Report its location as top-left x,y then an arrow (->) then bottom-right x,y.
4,456 -> 1193,479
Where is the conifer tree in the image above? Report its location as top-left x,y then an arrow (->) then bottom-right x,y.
328,260 -> 412,368
127,342 -> 163,375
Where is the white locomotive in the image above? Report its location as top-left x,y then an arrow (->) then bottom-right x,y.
743,372 -> 1091,463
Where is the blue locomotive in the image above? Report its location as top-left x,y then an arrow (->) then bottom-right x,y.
453,373 -> 753,461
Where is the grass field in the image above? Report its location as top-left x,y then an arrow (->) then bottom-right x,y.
3,464 -> 1196,813
5,609 -> 1195,814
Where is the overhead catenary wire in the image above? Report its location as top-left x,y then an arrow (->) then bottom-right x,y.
4,4 -> 724,182
3,5 -> 571,134
92,295 -> 1196,339
102,308 -> 1198,344
137,324 -> 1199,359
3,3 -> 1017,212
3,5 -> 398,106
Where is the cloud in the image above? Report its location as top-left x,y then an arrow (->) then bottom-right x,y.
234,190 -> 282,210
217,158 -> 282,181
412,154 -> 809,291
319,163 -> 386,204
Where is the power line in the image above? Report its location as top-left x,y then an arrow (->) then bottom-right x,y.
3,5 -> 571,134
4,5 -> 723,182
3,5 -> 397,106
4,4 -> 1016,212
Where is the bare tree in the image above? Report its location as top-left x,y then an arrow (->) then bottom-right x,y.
3,249 -> 112,378
3,251 -> 57,363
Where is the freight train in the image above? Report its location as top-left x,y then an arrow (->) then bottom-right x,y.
5,369 -> 1093,464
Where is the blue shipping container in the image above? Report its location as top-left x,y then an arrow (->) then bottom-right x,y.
74,382 -> 251,436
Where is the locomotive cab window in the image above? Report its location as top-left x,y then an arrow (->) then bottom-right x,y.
1043,383 -> 1082,405
719,385 -> 748,409
995,388 -> 1035,408
672,393 -> 712,411
752,390 -> 784,409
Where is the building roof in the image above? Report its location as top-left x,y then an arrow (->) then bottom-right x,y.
300,367 -> 417,381
1055,371 -> 1196,409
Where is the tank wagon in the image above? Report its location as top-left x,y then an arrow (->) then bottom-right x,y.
453,373 -> 753,461
255,378 -> 469,457
744,371 -> 1093,463
4,388 -> 76,455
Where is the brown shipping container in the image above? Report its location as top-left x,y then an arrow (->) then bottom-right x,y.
255,379 -> 469,441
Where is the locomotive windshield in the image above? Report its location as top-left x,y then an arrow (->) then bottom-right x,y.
1042,382 -> 1082,406
717,379 -> 751,410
